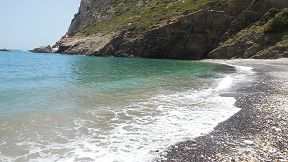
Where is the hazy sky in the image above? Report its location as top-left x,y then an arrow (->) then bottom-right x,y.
0,0 -> 80,50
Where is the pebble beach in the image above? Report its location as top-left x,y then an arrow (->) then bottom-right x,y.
156,59 -> 288,162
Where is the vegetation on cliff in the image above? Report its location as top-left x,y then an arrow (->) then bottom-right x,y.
265,8 -> 288,33
209,8 -> 288,59
77,0 -> 226,35
48,0 -> 288,59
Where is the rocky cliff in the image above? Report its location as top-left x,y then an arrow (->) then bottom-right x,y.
43,0 -> 288,59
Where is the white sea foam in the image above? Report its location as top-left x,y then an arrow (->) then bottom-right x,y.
216,64 -> 254,91
215,76 -> 233,91
0,88 -> 242,162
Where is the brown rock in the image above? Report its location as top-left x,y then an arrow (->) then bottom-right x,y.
30,45 -> 52,53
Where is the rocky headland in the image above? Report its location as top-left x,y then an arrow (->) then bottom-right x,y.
32,0 -> 288,59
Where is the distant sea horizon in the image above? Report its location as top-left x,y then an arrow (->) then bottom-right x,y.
0,50 -> 254,161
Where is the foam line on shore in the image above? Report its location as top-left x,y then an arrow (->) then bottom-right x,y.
159,59 -> 288,161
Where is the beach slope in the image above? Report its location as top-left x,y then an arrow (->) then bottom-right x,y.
157,59 -> 288,162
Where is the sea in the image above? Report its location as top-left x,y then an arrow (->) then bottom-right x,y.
0,50 -> 254,162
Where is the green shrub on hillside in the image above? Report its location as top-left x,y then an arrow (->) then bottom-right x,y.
265,9 -> 288,33
78,0 -> 227,35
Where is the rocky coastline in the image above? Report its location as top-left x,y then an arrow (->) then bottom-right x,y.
155,59 -> 288,162
31,0 -> 288,59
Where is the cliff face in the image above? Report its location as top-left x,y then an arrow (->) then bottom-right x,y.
51,0 -> 288,59
67,0 -> 116,35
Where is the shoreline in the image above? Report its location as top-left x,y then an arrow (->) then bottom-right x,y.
155,59 -> 288,161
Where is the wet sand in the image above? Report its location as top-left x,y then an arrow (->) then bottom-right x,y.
155,59 -> 288,162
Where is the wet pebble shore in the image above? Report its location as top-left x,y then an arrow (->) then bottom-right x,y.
155,59 -> 288,162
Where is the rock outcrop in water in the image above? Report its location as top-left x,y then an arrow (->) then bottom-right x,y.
33,0 -> 288,59
0,48 -> 10,52
30,45 -> 53,53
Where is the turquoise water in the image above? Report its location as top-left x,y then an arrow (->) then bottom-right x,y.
0,50 -> 251,161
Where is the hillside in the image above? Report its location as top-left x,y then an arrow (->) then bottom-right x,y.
34,0 -> 288,59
